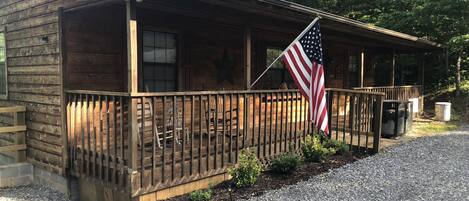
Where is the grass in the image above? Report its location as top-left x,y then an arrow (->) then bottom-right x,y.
412,121 -> 459,134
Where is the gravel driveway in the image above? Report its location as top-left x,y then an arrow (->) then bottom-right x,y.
0,185 -> 69,201
249,126 -> 469,201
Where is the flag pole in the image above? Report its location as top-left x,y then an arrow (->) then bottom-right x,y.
249,17 -> 321,89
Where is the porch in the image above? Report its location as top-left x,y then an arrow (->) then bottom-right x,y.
65,88 -> 384,199
60,0 -> 437,200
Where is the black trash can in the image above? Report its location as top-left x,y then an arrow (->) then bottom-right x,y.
405,102 -> 413,132
382,100 -> 412,138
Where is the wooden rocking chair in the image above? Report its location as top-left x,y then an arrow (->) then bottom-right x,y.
203,97 -> 239,137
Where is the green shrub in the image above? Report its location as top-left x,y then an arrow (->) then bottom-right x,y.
301,135 -> 335,162
269,152 -> 302,174
228,149 -> 262,188
189,188 -> 212,201
323,139 -> 350,156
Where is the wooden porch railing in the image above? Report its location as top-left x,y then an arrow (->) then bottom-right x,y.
0,106 -> 26,163
65,89 -> 384,197
354,85 -> 423,113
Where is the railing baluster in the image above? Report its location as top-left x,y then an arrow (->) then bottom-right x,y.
263,93 -> 268,160
236,93 -> 240,162
274,92 -> 279,155
198,95 -> 203,174
206,95 -> 211,172
222,94 -> 226,168
294,92 -> 298,149
182,96 -> 186,178
335,91 -> 340,140
257,93 -> 262,159
105,96 -> 110,182
342,93 -> 348,143
162,96 -> 167,183
112,96 -> 118,184
269,92 -> 273,157
214,95 -> 219,169
252,94 -> 256,148
229,94 -> 233,163
279,92 -> 284,152
140,97 -> 145,187
172,96 -> 177,181
151,97 -> 156,186
349,94 -> 355,151
190,95 -> 195,176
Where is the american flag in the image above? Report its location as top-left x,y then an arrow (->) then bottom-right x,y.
282,19 -> 329,135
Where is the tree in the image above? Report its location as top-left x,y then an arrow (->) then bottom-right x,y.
291,0 -> 469,91
449,34 -> 469,95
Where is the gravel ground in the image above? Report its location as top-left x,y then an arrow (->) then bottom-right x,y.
249,126 -> 469,201
0,185 -> 69,201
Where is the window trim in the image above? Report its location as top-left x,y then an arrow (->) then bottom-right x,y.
0,28 -> 8,100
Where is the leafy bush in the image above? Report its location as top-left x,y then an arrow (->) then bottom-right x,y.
189,188 -> 212,201
301,135 -> 335,162
323,139 -> 350,156
228,149 -> 262,188
269,152 -> 302,174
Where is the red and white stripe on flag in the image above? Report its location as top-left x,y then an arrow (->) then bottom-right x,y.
281,23 -> 329,135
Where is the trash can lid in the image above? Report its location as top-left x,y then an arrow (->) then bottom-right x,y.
435,102 -> 451,106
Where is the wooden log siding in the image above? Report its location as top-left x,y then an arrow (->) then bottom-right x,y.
65,88 -> 385,196
0,0 -> 107,175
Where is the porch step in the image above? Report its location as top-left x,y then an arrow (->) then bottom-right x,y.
0,162 -> 33,187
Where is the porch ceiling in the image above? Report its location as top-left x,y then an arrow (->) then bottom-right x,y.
192,0 -> 443,52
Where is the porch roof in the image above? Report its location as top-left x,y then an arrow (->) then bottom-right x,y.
198,0 -> 442,52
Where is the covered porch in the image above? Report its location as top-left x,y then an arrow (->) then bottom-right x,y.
60,0 -> 440,200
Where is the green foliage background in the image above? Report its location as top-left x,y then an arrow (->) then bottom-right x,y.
291,0 -> 469,92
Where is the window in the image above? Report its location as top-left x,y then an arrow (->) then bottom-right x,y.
265,47 -> 292,88
348,55 -> 359,87
142,31 -> 177,92
0,32 -> 7,99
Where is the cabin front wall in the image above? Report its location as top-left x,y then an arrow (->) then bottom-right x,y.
62,2 -> 382,94
0,0 -> 109,187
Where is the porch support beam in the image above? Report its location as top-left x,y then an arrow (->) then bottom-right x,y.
127,0 -> 138,93
126,0 -> 139,195
418,53 -> 425,87
391,50 -> 396,86
360,48 -> 365,87
244,26 -> 252,89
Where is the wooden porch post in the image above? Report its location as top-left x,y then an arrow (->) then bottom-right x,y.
391,50 -> 396,86
419,54 -> 425,87
419,54 -> 425,115
372,95 -> 384,153
360,48 -> 365,87
244,26 -> 251,89
126,0 -> 139,195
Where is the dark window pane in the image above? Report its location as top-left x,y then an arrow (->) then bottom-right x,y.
143,47 -> 155,62
155,32 -> 166,48
143,31 -> 155,47
166,48 -> 177,64
155,48 -> 166,63
154,65 -> 166,80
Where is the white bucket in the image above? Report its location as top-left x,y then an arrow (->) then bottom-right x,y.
409,98 -> 419,115
435,102 -> 451,121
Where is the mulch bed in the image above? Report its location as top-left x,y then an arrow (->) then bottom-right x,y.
168,154 -> 366,201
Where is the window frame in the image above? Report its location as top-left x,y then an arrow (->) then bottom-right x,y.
0,28 -> 8,100
139,27 -> 180,92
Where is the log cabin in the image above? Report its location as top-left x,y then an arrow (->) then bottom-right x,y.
0,0 -> 442,200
